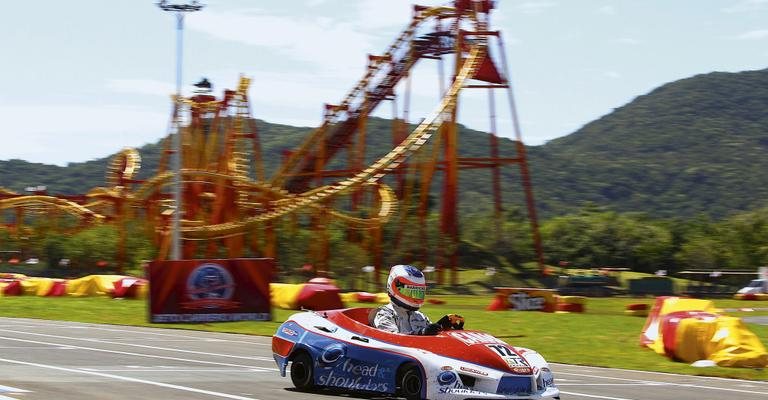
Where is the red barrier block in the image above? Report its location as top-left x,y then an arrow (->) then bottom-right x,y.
46,280 -> 67,296
296,283 -> 343,310
556,303 -> 584,313
113,278 -> 147,299
2,280 -> 22,296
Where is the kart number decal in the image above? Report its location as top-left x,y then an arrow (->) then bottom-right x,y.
487,344 -> 530,368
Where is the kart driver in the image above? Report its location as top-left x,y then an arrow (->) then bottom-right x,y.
372,264 -> 464,335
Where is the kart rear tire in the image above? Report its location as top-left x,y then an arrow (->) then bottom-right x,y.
398,363 -> 423,400
290,351 -> 315,390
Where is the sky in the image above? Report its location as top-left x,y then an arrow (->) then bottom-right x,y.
1,0 -> 767,166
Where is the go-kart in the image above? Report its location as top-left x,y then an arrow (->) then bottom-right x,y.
272,308 -> 560,399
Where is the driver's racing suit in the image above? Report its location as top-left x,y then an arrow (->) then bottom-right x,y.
372,303 -> 432,335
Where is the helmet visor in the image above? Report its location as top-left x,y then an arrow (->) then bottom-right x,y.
394,279 -> 425,304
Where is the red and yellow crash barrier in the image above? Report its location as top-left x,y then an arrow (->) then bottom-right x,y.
0,275 -> 147,299
339,292 -> 389,304
556,295 -> 587,313
625,303 -> 649,317
640,296 -> 767,368
733,293 -> 768,300
270,282 -> 344,311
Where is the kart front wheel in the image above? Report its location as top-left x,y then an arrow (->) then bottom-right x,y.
290,352 -> 315,390
398,363 -> 423,400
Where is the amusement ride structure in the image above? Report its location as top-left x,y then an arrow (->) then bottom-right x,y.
0,1 -> 542,285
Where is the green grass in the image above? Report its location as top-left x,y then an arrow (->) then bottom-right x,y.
0,295 -> 766,380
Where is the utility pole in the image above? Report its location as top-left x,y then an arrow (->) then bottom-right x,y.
157,1 -> 204,260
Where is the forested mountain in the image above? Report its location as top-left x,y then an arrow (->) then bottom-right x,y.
2,68 -> 768,220
528,68 -> 768,218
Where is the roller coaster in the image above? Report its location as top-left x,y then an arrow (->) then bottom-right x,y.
0,1 -> 542,285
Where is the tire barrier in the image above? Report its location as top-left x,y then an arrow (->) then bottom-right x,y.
640,296 -> 768,368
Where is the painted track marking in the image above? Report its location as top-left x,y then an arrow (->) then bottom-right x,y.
558,392 -> 636,400
556,371 -> 768,396
0,318 -> 267,346
0,328 -> 273,362
0,335 -> 278,371
0,357 -> 260,400
0,385 -> 28,393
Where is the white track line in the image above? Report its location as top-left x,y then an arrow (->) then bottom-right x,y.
0,318 -> 268,345
555,371 -> 768,396
79,368 -> 267,373
0,328 -> 273,362
0,356 -> 260,400
557,391 -> 636,400
551,363 -> 768,386
0,385 -> 28,393
0,335 -> 277,371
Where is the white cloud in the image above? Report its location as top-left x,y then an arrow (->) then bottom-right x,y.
597,5 -> 616,15
613,38 -> 642,45
0,105 -> 168,166
355,0 -> 441,30
106,79 -> 174,97
734,29 -> 768,40
604,71 -> 621,79
516,1 -> 557,15
189,9 -> 374,72
722,0 -> 768,13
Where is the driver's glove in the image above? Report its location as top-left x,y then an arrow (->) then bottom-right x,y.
421,323 -> 442,335
437,314 -> 465,330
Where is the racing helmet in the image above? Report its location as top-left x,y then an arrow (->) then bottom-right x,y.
387,264 -> 426,310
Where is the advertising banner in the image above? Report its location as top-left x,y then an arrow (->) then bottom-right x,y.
149,258 -> 273,323
487,287 -> 557,312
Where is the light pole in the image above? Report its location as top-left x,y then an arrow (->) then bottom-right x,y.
157,0 -> 204,260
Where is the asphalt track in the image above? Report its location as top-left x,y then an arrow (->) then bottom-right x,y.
0,317 -> 765,400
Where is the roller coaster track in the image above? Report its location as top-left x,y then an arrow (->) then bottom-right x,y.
171,41 -> 487,239
113,4 -> 490,241
0,195 -> 105,221
271,6 -> 468,193
1,5 -> 492,246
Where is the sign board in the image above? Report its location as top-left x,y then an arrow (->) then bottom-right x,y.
149,258 -> 273,323
489,287 -> 557,312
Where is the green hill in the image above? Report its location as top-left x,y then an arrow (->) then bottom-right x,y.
2,68 -> 768,220
528,68 -> 768,218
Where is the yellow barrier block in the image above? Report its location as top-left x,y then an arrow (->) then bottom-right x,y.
135,283 -> 148,300
66,275 -> 125,297
19,279 -> 41,296
375,292 -> 389,304
339,292 -> 358,303
708,316 -> 768,368
673,317 -> 717,363
34,278 -> 55,296
269,283 -> 306,310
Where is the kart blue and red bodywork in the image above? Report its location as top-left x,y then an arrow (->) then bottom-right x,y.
272,308 -> 559,399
